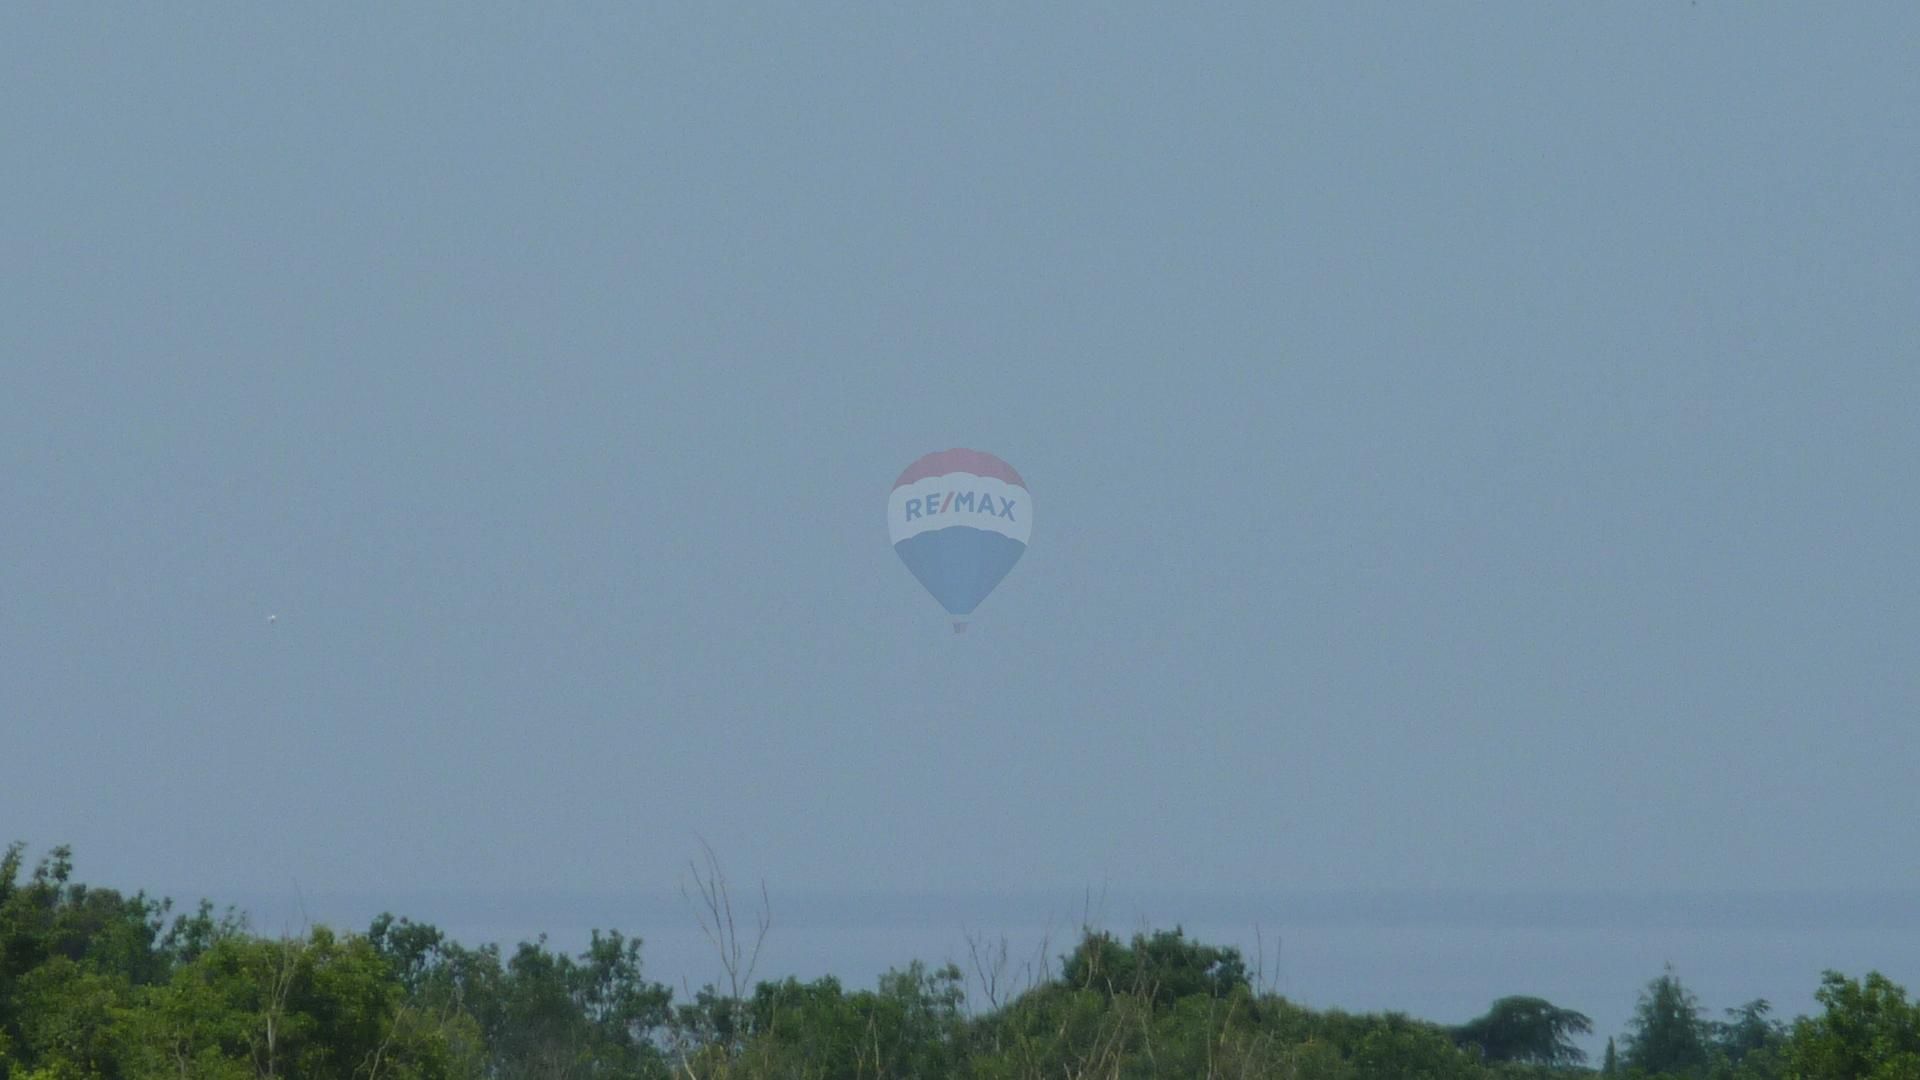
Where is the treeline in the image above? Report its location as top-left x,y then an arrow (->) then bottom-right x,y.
3,845 -> 1917,1078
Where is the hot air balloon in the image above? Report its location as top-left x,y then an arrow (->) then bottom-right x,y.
888,449 -> 1031,632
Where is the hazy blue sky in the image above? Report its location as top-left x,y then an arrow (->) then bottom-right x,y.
3,5 -> 1916,906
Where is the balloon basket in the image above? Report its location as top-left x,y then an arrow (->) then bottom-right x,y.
952,619 -> 968,634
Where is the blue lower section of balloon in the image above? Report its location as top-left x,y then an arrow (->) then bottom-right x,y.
894,527 -> 1026,616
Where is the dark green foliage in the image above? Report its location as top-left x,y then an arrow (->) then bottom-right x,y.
1711,998 -> 1787,1077
1058,925 -> 1250,1005
368,917 -> 672,1078
464,930 -> 673,1076
1451,995 -> 1593,1066
7,843 -> 1920,1079
716,961 -> 969,1078
1624,965 -> 1712,1077
1781,971 -> 1920,1079
0,843 -> 179,1078
1352,1015 -> 1484,1079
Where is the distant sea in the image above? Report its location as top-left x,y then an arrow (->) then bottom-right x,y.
201,889 -> 1920,1060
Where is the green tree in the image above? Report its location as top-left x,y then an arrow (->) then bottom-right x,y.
1353,1016 -> 1482,1080
154,900 -> 247,969
1450,995 -> 1592,1066
12,957 -> 128,1078
1711,997 -> 1786,1075
0,843 -> 187,1078
1782,971 -> 1920,1080
116,956 -> 257,1080
446,931 -> 671,1079
572,929 -> 674,1075
1625,965 -> 1712,1077
157,926 -> 474,1080
365,915 -> 449,999
1058,926 -> 1250,1006
721,964 -> 967,1079
972,983 -> 1150,1079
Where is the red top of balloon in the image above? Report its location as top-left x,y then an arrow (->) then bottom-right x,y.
893,448 -> 1026,489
